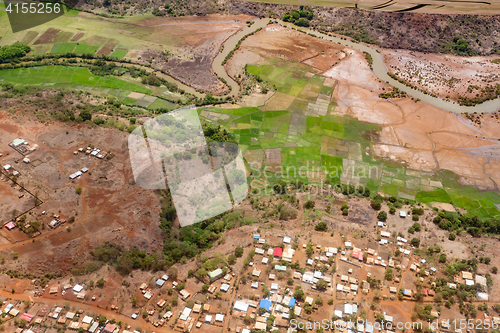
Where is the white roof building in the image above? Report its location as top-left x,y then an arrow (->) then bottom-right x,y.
283,236 -> 291,244
234,301 -> 249,312
215,314 -> 224,322
73,284 -> 83,292
180,307 -> 192,321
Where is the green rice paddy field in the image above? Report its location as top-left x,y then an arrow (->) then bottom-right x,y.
0,65 -> 183,110
199,60 -> 500,219
0,66 -> 151,94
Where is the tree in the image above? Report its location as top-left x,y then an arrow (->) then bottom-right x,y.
385,267 -> 393,280
411,237 -> 420,247
492,267 -> 498,274
315,222 -> 327,232
167,267 -> 178,280
79,110 -> 92,122
243,315 -> 254,325
439,254 -> 447,263
389,206 -> 396,214
96,278 -> 106,287
98,315 -> 106,325
171,296 -> 178,306
303,200 -> 315,210
377,211 -> 387,221
142,74 -> 161,86
449,233 -> 456,241
316,279 -> 328,291
412,214 -> 419,221
485,257 -> 491,265
371,199 -> 382,210
279,206 -> 298,220
75,187 -> 82,195
235,246 -> 244,257
228,254 -> 236,265
287,278 -> 294,286
314,296 -> 323,306
293,287 -> 305,301
196,268 -> 207,279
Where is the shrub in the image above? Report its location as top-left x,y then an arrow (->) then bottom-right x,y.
448,233 -> 456,241
377,211 -> 387,221
439,254 -> 447,263
303,200 -> 315,210
79,110 -> 92,121
315,222 -> 327,232
235,247 -> 243,257
279,206 -> 298,220
371,199 -> 382,210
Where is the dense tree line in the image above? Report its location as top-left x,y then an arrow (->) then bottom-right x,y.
0,42 -> 30,63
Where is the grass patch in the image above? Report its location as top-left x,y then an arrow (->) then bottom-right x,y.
74,43 -> 99,55
110,49 -> 128,58
0,66 -> 152,95
416,188 -> 451,204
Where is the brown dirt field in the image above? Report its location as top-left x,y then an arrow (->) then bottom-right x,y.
226,24 -> 346,78
96,39 -> 119,56
33,28 -> 61,45
320,46 -> 500,188
384,49 -> 500,102
20,31 -> 39,45
80,35 -> 108,47
136,14 -> 255,93
70,32 -> 85,42
0,111 -> 164,275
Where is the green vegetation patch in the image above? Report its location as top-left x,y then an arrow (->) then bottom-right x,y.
416,188 -> 452,204
0,66 -> 152,95
110,49 -> 128,58
74,43 -> 99,55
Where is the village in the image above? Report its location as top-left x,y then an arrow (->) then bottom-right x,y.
0,220 -> 494,333
0,136 -> 497,333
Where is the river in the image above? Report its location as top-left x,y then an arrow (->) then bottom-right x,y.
275,19 -> 500,114
214,18 -> 500,114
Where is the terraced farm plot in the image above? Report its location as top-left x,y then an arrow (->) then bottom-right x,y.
74,43 -> 99,55
51,42 -> 77,54
21,31 -> 39,45
110,49 -> 128,58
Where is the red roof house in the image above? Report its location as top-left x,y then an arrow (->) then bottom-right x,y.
103,324 -> 117,333
19,313 -> 33,322
274,247 -> 282,257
